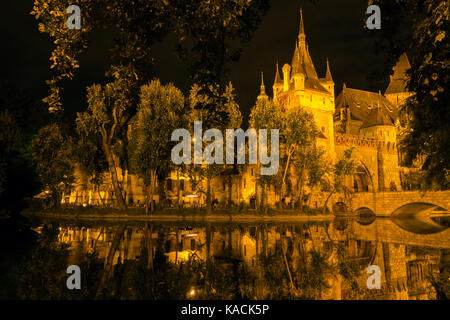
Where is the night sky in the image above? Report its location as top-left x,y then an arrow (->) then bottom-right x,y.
2,0 -> 390,125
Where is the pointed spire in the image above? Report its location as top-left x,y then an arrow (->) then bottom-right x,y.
258,72 -> 268,101
274,62 -> 282,85
260,72 -> 266,95
325,58 -> 333,82
298,9 -> 306,44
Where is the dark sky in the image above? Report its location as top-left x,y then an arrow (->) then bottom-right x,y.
2,0 -> 390,125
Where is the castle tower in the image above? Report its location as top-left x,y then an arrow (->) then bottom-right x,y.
320,58 -> 335,95
384,53 -> 413,107
272,62 -> 283,102
298,9 -> 306,46
360,102 -> 401,191
291,41 -> 306,91
282,64 -> 291,92
257,72 -> 268,101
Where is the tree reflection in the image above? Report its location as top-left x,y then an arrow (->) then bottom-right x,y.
11,221 -> 447,300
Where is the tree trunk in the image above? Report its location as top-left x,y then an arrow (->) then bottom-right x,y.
104,145 -> 126,209
177,169 -> 182,207
261,183 -> 266,211
207,177 -> 212,214
150,169 -> 156,212
322,188 -> 336,214
228,175 -> 232,207
144,184 -> 149,215
95,225 -> 126,299
97,188 -> 106,206
298,165 -> 306,212
281,147 -> 294,198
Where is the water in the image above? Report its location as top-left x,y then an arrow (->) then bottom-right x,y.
1,215 -> 449,300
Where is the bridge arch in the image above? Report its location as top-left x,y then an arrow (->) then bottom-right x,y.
350,191 -> 450,216
391,202 -> 447,217
355,206 -> 376,216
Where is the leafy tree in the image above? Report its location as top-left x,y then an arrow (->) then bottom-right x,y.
31,124 -> 74,208
0,83 -> 47,215
294,145 -> 327,211
0,109 -> 21,195
249,98 -> 281,209
73,137 -> 109,205
129,80 -> 187,213
76,81 -> 132,209
187,82 -> 242,213
280,108 -> 318,210
31,0 -> 268,113
367,0 -> 449,189
173,0 -> 270,87
321,148 -> 357,214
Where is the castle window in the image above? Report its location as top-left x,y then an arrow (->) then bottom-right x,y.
167,179 -> 172,191
310,95 -> 312,102
244,178 -> 246,188
251,168 -> 254,176
223,180 -> 226,191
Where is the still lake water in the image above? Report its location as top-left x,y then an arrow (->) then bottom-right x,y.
2,214 -> 449,300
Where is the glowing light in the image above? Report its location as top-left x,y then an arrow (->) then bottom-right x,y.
189,289 -> 195,296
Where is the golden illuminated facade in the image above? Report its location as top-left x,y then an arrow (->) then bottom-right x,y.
63,11 -> 414,210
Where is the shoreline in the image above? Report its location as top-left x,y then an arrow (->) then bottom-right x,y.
21,208 -> 338,222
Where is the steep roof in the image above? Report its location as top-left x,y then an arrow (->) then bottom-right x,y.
274,62 -> 282,85
360,106 -> 394,129
287,10 -> 329,94
325,59 -> 333,82
385,53 -> 411,94
335,86 -> 398,122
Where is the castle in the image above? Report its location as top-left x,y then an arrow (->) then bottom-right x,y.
63,11 -> 415,210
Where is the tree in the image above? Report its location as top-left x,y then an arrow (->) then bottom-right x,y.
249,98 -> 281,209
280,107 -> 318,210
31,124 -> 74,207
31,0 -> 269,113
367,0 -> 449,189
187,82 -> 242,213
0,109 -> 21,195
73,137 -> 109,205
76,81 -> 132,209
129,80 -> 187,213
321,148 -> 357,214
294,145 -> 327,211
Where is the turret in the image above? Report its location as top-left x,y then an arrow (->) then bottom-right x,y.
282,64 -> 291,92
273,62 -> 283,100
291,44 -> 305,91
320,58 -> 335,95
298,9 -> 306,46
257,72 -> 268,101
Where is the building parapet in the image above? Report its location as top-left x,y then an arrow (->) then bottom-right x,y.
334,133 -> 378,149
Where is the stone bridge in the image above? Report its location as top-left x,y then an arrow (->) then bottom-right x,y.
328,218 -> 450,249
349,191 -> 450,216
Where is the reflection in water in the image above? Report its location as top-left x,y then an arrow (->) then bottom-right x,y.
15,218 -> 450,300
391,203 -> 448,234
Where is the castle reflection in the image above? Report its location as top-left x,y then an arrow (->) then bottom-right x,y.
55,218 -> 449,300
